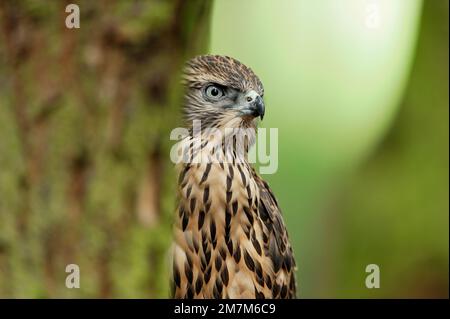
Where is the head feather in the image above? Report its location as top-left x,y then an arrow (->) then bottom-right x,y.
183,55 -> 264,96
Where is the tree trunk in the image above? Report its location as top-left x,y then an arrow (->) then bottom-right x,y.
0,0 -> 213,298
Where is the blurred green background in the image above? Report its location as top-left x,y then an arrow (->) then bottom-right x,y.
0,0 -> 448,298
211,0 -> 448,298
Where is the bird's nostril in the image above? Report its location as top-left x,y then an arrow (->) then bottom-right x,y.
246,96 -> 253,102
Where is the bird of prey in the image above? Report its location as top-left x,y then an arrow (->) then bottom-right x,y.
171,55 -> 296,299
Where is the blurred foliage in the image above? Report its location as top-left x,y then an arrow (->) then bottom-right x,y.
333,0 -> 449,298
211,0 -> 448,298
0,0 -> 212,298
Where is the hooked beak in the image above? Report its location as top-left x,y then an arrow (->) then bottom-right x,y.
240,92 -> 265,120
252,95 -> 265,120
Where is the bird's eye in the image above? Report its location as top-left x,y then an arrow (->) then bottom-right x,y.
205,85 -> 225,99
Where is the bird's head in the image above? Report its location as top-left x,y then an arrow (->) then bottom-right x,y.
182,55 -> 265,130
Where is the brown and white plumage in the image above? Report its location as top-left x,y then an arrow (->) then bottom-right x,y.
171,55 -> 297,299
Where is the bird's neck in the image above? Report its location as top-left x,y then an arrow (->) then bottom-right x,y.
185,117 -> 257,164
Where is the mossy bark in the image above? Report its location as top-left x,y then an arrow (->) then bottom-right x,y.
0,0 -> 213,298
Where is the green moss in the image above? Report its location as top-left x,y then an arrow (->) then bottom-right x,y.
0,0 -> 212,298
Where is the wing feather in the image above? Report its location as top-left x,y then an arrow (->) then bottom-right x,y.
253,170 -> 297,298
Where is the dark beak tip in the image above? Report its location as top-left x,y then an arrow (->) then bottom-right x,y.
255,96 -> 265,121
